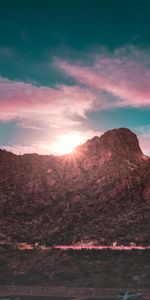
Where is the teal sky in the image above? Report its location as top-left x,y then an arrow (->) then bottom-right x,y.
1,0 -> 150,154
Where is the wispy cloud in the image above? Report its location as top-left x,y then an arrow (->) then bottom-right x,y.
2,46 -> 150,132
0,77 -> 95,129
55,47 -> 150,108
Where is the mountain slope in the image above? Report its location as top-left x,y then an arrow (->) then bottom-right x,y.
0,128 -> 150,245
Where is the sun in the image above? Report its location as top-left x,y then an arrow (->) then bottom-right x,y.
53,132 -> 83,155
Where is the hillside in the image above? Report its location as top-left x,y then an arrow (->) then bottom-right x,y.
0,128 -> 150,245
0,248 -> 149,288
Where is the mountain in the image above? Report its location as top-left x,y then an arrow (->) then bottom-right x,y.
0,128 -> 150,246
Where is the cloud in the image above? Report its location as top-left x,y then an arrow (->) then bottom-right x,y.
2,46 -> 150,133
55,47 -> 150,108
0,77 -> 95,130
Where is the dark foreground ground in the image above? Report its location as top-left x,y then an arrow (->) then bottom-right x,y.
0,248 -> 149,288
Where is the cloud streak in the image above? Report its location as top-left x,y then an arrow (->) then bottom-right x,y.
56,47 -> 150,108
0,77 -> 95,129
1,46 -> 150,132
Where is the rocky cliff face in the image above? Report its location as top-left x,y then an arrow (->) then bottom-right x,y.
0,128 -> 150,245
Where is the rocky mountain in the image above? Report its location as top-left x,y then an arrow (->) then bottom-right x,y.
0,128 -> 150,245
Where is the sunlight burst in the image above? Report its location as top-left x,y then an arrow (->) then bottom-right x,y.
53,132 -> 83,155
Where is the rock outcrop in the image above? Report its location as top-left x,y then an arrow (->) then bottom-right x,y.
0,128 -> 150,245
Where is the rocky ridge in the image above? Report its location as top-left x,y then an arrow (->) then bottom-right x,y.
0,128 -> 150,245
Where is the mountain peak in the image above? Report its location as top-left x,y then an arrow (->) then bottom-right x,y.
77,128 -> 144,161
100,127 -> 142,155
0,127 -> 149,246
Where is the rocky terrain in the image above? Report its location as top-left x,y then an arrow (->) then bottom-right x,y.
0,248 -> 149,288
0,127 -> 150,246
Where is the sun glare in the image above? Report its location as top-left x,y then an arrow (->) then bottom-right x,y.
53,133 -> 83,155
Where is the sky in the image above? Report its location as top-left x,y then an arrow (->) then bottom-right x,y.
1,0 -> 150,155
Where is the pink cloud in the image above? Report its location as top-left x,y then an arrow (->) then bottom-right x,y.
0,77 -> 95,129
2,47 -> 150,133
55,48 -> 150,108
